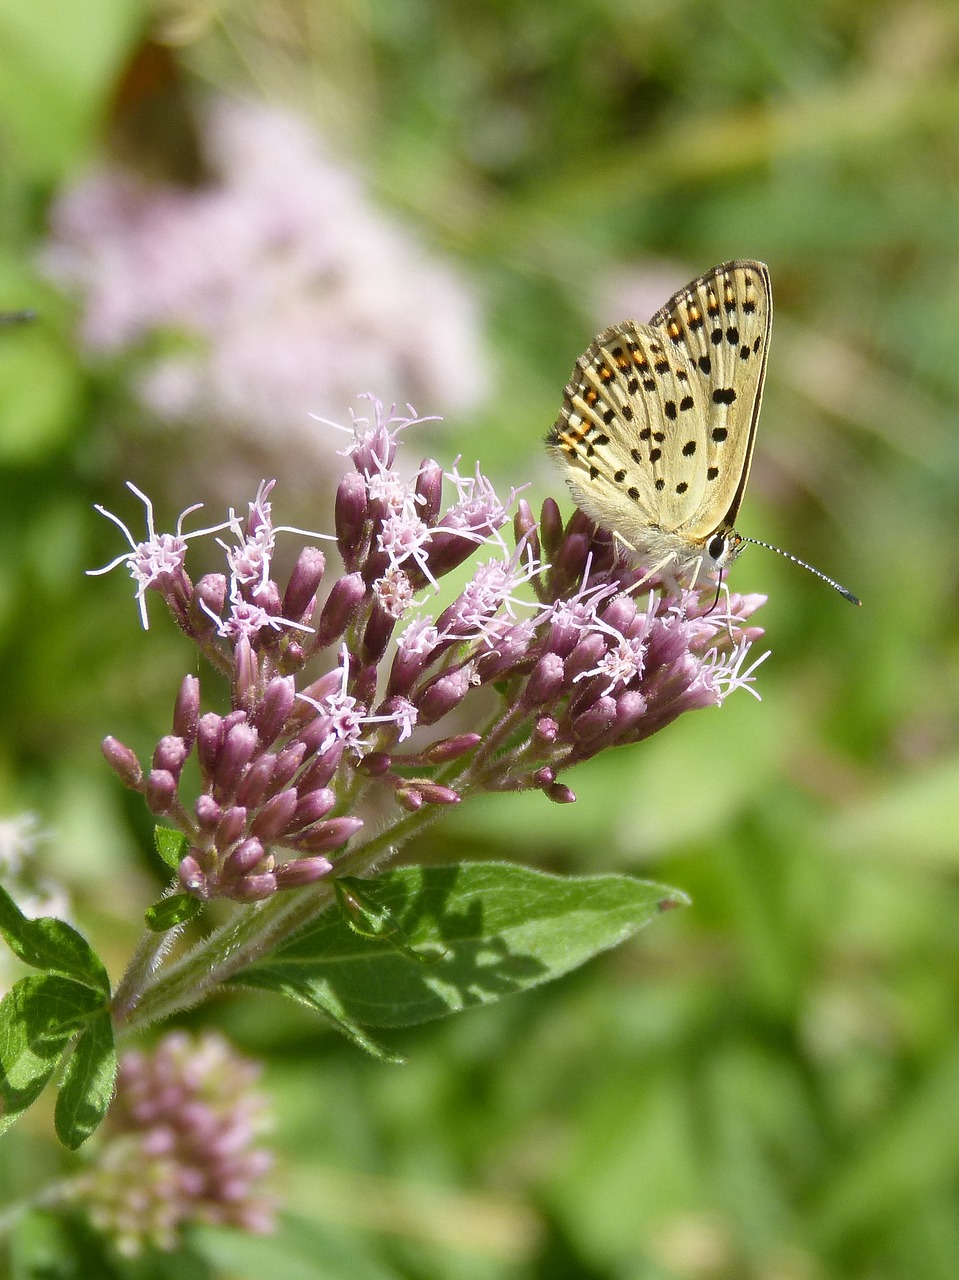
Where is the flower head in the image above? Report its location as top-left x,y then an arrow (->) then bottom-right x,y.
95,400 -> 767,899
72,1032 -> 273,1256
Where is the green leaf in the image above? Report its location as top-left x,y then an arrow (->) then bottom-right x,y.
54,1008 -> 117,1149
334,877 -> 445,965
155,825 -> 189,872
232,863 -> 687,1031
145,892 -> 202,932
0,884 -> 110,994
239,975 -> 403,1063
0,974 -> 107,1133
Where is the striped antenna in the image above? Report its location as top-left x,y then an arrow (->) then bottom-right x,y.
741,536 -> 861,606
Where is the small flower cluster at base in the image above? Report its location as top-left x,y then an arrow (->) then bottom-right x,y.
94,396 -> 767,900
70,1032 -> 273,1257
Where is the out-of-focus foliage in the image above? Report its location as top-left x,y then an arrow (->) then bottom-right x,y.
1,0 -> 958,1275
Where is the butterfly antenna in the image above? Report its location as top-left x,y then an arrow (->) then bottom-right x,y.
741,536 -> 861,606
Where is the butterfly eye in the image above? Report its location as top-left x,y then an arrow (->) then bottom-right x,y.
707,535 -> 728,563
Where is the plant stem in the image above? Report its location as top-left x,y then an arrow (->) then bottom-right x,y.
117,802 -> 447,1036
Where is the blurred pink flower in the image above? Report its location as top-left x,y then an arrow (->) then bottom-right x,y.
44,99 -> 491,476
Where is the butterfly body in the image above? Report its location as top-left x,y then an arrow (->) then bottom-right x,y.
547,259 -> 772,588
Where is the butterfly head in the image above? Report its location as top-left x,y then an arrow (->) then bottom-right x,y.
704,528 -> 744,574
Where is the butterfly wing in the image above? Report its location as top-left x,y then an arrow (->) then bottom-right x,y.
547,260 -> 772,551
649,259 -> 771,538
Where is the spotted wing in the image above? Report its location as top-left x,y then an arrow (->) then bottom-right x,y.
647,259 -> 771,538
546,260 -> 771,546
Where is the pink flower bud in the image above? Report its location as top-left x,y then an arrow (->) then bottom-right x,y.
334,472 -> 370,568
286,816 -> 363,852
539,498 -> 564,558
315,573 -> 366,647
153,735 -> 190,777
234,873 -> 277,901
102,736 -> 143,788
414,459 -> 444,524
213,723 -> 258,797
274,856 -> 334,889
178,854 -> 207,895
290,787 -> 335,829
173,675 -> 201,744
252,677 -> 296,747
235,754 -> 276,808
223,838 -> 267,878
522,654 -> 565,708
417,668 -> 472,724
546,782 -> 576,804
196,713 -> 225,777
422,733 -> 481,764
195,794 -> 221,828
249,789 -> 299,840
215,806 -> 248,848
283,547 -> 325,622
146,769 -> 177,813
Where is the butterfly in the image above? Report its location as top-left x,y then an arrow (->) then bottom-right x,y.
547,259 -> 860,604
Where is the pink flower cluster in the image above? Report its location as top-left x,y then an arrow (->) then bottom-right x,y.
43,99 -> 489,467
73,1032 -> 273,1256
95,398 -> 767,902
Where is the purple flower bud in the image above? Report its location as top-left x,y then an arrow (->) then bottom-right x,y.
297,713 -> 335,757
173,676 -> 201,744
334,473 -> 369,569
535,716 -> 559,743
178,855 -> 207,895
298,667 -> 345,707
195,795 -> 221,829
315,572 -> 366,648
571,695 -> 617,743
252,677 -> 296,747
546,782 -> 576,804
474,625 -> 536,682
417,667 -> 472,724
395,788 -> 423,812
601,594 -> 637,634
215,806 -> 248,848
287,815 -> 363,852
522,654 -> 566,708
361,601 -> 396,665
614,690 -> 648,736
358,752 -> 392,776
418,529 -> 478,580
422,733 -> 481,764
274,856 -> 334,889
146,769 -> 177,813
283,547 -> 325,621
249,788 -> 299,840
234,873 -> 277,902
414,459 -> 444,524
565,633 -> 607,684
153,735 -> 190,777
532,766 -> 556,786
296,741 -> 343,793
196,713 -> 225,778
193,573 -> 228,626
290,787 -> 336,828
539,498 -> 564,558
416,782 -> 461,806
552,532 -> 591,586
353,662 -> 378,709
235,754 -> 276,808
224,838 -> 267,879
233,636 -> 258,710
102,736 -> 143,788
269,743 -> 307,792
213,723 -> 258,797
514,499 -> 541,561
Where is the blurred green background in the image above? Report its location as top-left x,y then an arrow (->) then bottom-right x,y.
2,0 -> 959,1276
